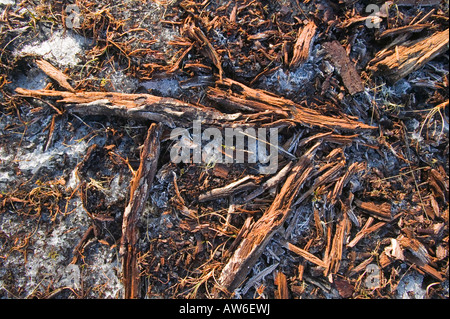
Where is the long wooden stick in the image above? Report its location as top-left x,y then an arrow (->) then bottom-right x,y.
14,88 -> 240,128
120,123 -> 162,299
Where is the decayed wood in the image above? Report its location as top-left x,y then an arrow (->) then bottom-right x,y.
14,88 -> 240,128
274,271 -> 289,299
322,41 -> 364,95
35,59 -> 75,92
184,24 -> 224,80
214,78 -> 376,132
120,123 -> 162,299
368,29 -> 449,83
206,86 -> 289,116
354,199 -> 392,221
244,162 -> 293,202
378,24 -> 432,40
217,143 -> 320,293
325,213 -> 350,276
198,175 -> 257,202
285,242 -> 327,268
290,21 -> 317,68
330,162 -> 366,205
293,158 -> 346,206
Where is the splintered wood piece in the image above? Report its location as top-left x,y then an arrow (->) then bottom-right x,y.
285,242 -> 327,268
293,158 -> 346,206
325,213 -> 350,276
244,162 -> 293,202
206,86 -> 289,116
36,59 -> 75,92
330,162 -> 366,205
274,271 -> 289,299
120,123 -> 162,299
322,41 -> 364,95
290,21 -> 317,68
198,176 -> 257,202
184,24 -> 224,80
14,88 -> 240,128
215,78 -> 376,132
354,199 -> 392,221
368,29 -> 449,83
217,143 -> 319,293
378,24 -> 432,40
417,264 -> 444,281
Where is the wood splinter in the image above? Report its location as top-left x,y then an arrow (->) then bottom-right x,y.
120,123 -> 162,299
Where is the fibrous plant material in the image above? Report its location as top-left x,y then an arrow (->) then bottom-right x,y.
35,59 -> 75,92
14,88 -> 240,128
212,78 -> 376,132
16,77 -> 377,133
290,21 -> 317,69
120,123 -> 162,299
368,28 -> 449,83
183,23 -> 224,80
217,143 -> 320,293
354,199 -> 392,221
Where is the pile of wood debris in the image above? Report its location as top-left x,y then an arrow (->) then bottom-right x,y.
0,0 -> 448,299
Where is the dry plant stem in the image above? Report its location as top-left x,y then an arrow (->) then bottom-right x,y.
368,28 -> 449,83
120,123 -> 162,299
217,142 -> 320,293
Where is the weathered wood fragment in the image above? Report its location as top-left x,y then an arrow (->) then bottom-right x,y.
378,24 -> 432,40
330,162 -> 365,205
322,41 -> 364,95
368,29 -> 449,82
325,213 -> 350,275
290,21 -> 317,68
120,123 -> 162,299
354,199 -> 392,221
274,271 -> 289,299
14,88 -> 240,128
184,24 -> 224,80
244,162 -> 293,202
217,143 -> 319,293
214,78 -> 376,132
36,59 -> 75,92
285,242 -> 327,268
198,176 -> 257,202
